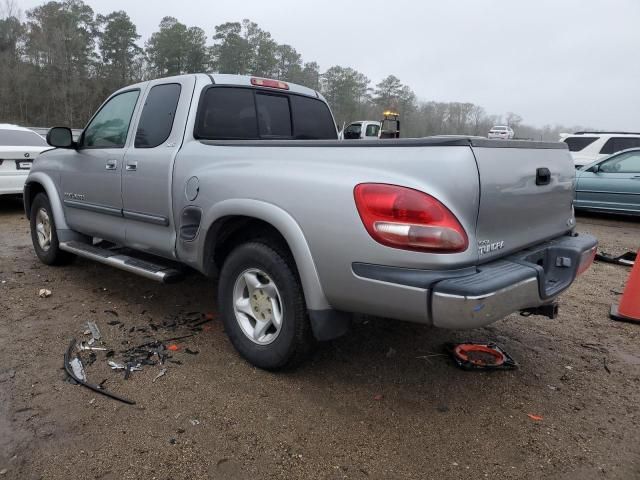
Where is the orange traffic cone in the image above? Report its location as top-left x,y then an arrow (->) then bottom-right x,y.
610,249 -> 640,323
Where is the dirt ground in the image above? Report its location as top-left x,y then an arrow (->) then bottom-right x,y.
1,196 -> 639,480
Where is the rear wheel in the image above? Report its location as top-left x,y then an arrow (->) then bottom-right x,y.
30,193 -> 74,265
218,241 -> 314,370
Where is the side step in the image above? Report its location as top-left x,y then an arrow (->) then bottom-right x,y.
59,241 -> 184,283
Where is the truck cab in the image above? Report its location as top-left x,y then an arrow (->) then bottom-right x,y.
342,121 -> 381,140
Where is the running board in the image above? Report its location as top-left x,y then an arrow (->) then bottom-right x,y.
59,241 -> 184,283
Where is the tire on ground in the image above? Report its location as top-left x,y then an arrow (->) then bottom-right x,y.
30,193 -> 75,265
218,241 -> 314,370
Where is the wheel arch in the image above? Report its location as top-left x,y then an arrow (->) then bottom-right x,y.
24,172 -> 69,230
199,199 -> 330,311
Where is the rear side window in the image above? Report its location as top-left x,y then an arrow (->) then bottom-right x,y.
0,129 -> 47,147
290,95 -> 337,140
599,137 -> 640,155
195,87 -> 336,140
135,83 -> 182,148
563,136 -> 598,152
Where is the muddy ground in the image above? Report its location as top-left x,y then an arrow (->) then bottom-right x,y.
1,196 -> 639,479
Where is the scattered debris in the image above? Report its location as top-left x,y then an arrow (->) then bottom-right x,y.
190,419 -> 200,426
527,414 -> 543,421
108,361 -> 125,370
70,358 -> 86,382
446,342 -> 517,371
107,320 -> 121,326
595,251 -> 636,267
603,358 -> 611,374
104,309 -> 119,317
38,288 -> 51,298
77,342 -> 107,352
86,321 -> 101,341
547,384 -> 558,391
152,368 -> 167,383
373,394 -> 384,401
565,365 -> 573,370
167,344 -> 180,352
89,398 -> 95,404
64,339 -> 135,405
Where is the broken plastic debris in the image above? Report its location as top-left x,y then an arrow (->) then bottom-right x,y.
86,321 -> 101,341
167,344 -> 180,352
153,368 -> 167,383
527,414 -> 543,421
108,361 -> 125,370
190,419 -> 200,426
373,394 -> 384,401
38,288 -> 52,298
77,342 -> 107,352
70,358 -> 86,382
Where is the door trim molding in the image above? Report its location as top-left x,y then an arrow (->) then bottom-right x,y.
123,209 -> 170,226
63,199 -> 122,217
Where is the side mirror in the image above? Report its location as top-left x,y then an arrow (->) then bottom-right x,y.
46,127 -> 74,148
590,164 -> 600,173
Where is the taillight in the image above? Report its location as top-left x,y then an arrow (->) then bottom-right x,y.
353,183 -> 469,253
250,77 -> 289,90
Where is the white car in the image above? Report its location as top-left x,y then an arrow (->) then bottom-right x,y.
341,121 -> 381,140
560,131 -> 640,168
488,125 -> 515,140
0,124 -> 49,196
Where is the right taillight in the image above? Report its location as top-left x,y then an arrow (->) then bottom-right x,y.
353,183 -> 469,253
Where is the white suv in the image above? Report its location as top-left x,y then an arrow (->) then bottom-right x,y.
488,125 -> 514,140
560,131 -> 640,168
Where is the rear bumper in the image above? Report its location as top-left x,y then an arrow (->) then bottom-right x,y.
0,171 -> 28,195
352,233 -> 597,329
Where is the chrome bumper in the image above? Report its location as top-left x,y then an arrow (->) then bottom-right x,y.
430,234 -> 597,329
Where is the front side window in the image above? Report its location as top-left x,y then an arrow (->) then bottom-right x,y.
0,129 -> 47,147
135,83 -> 182,148
599,151 -> 640,174
344,123 -> 362,139
599,137 -> 640,155
83,90 -> 140,148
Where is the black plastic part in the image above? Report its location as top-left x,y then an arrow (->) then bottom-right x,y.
64,338 -> 135,405
433,261 -> 537,297
536,167 -> 551,185
352,263 -> 477,289
179,206 -> 202,241
308,309 -> 351,341
610,304 -> 639,323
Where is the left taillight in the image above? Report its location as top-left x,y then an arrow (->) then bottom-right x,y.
353,183 -> 469,253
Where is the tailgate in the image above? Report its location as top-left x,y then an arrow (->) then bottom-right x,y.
471,140 -> 575,262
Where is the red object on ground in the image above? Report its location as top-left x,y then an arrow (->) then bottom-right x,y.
167,344 -> 180,351
527,414 -> 543,421
610,248 -> 640,323
453,344 -> 507,367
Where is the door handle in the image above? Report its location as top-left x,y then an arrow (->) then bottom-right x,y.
125,162 -> 137,172
105,160 -> 117,170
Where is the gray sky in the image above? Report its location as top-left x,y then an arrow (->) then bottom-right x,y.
17,0 -> 640,130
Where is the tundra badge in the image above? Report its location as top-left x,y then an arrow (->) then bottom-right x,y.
478,239 -> 505,255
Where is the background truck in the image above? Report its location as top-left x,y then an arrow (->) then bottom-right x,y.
341,111 -> 401,140
24,74 -> 597,370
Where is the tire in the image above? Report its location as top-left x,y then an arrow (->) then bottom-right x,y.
218,241 -> 314,370
30,193 -> 74,266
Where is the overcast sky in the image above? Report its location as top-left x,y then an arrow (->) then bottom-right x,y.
16,0 -> 640,130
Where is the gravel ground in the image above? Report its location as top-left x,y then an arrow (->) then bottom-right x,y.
1,196 -> 639,480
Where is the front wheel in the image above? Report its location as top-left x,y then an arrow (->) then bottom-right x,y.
30,193 -> 74,265
218,241 -> 314,370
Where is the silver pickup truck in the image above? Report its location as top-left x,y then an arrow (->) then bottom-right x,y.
24,74 -> 597,369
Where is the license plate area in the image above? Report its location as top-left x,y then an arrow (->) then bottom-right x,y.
15,160 -> 32,170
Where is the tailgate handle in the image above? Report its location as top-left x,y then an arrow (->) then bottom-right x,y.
536,168 -> 551,186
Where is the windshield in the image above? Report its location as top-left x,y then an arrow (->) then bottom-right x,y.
0,129 -> 47,147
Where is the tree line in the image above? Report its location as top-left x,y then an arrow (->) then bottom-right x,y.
0,0 -> 584,139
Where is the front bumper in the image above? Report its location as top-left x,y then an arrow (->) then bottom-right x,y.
353,233 -> 597,329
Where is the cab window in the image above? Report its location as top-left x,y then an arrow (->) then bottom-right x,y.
82,90 -> 140,148
365,124 -> 380,137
